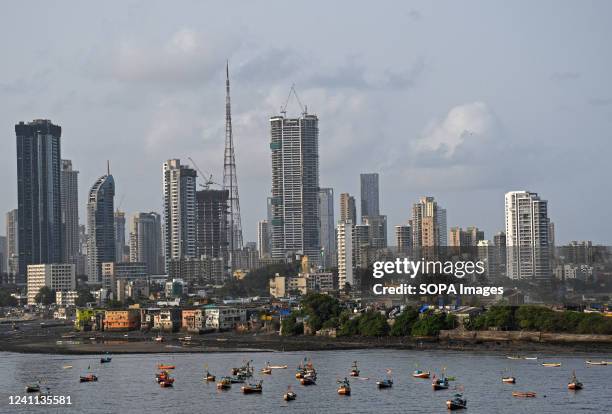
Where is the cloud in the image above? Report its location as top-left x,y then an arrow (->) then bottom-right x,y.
550,71 -> 581,81
587,97 -> 612,107
407,9 -> 422,21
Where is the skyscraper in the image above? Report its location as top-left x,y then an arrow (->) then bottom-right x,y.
0,236 -> 6,275
129,212 -> 163,275
223,63 -> 244,263
505,191 -> 551,280
257,220 -> 270,259
60,159 -> 79,264
163,159 -> 197,270
114,210 -> 126,262
270,110 -> 320,263
6,209 -> 18,277
339,193 -> 357,224
360,173 -> 379,219
395,224 -> 411,254
87,169 -> 115,283
318,188 -> 336,269
196,189 -> 229,260
363,215 -> 387,249
337,220 -> 354,290
449,226 -> 484,247
15,119 -> 63,280
411,196 -> 447,248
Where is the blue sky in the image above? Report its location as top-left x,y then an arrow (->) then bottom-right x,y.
1,1 -> 611,243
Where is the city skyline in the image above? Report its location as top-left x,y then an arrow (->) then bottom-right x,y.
1,2 -> 612,244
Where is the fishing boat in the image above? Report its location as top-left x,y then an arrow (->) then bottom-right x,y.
156,371 -> 171,383
232,360 -> 254,377
376,369 -> 393,389
284,391 -> 297,401
512,391 -> 536,398
100,354 -> 112,364
25,383 -> 40,393
585,360 -> 608,366
507,355 -> 522,360
542,362 -> 561,367
241,380 -> 263,394
350,361 -> 360,377
158,364 -> 176,370
413,369 -> 430,379
230,375 -> 246,384
217,377 -> 232,390
204,371 -> 216,382
446,393 -> 467,410
154,335 -> 164,342
300,371 -> 317,386
567,371 -> 583,390
159,377 -> 174,388
432,375 -> 450,391
524,357 -> 538,360
62,365 -> 73,369
337,378 -> 351,395
79,373 -> 98,382
270,365 -> 288,369
261,362 -> 272,375
502,376 -> 516,384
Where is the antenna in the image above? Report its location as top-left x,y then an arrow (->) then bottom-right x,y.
281,84 -> 306,116
107,160 -> 110,175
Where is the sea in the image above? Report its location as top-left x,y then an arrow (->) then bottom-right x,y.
0,349 -> 609,413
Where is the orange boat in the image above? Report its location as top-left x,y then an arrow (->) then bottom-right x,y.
568,371 -> 583,390
159,377 -> 174,388
512,391 -> 536,398
158,364 -> 176,370
217,377 -> 231,390
337,378 -> 351,395
413,370 -> 430,379
350,361 -> 360,377
241,380 -> 263,394
79,374 -> 98,382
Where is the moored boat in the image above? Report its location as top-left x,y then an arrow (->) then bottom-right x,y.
337,378 -> 351,395
502,376 -> 516,384
261,362 -> 272,375
204,371 -> 216,382
512,391 -> 536,398
270,365 -> 288,369
432,376 -> 449,390
585,360 -> 608,366
25,383 -> 40,393
283,385 -> 296,401
159,377 -> 174,388
413,369 -> 430,379
100,355 -> 112,364
542,362 -> 561,367
300,374 -> 316,386
507,355 -> 522,360
158,364 -> 176,370
568,371 -> 583,390
216,377 -> 232,390
350,361 -> 360,377
376,379 -> 393,389
446,393 -> 467,410
241,380 -> 263,394
80,373 -> 98,382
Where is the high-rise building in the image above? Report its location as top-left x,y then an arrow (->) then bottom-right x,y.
363,215 -> 387,249
6,209 -> 18,277
395,225 -> 412,254
129,212 -> 163,275
340,193 -> 357,224
223,63 -> 244,262
87,170 -> 115,284
15,120 -> 63,280
257,220 -> 271,259
270,111 -> 320,263
360,173 -> 379,219
504,191 -> 551,280
0,236 -> 6,275
114,210 -> 126,262
318,188 -> 336,268
449,226 -> 484,247
60,160 -> 79,264
26,263 -> 75,305
337,220 -> 355,290
196,189 -> 229,260
163,159 -> 197,270
410,196 -> 447,248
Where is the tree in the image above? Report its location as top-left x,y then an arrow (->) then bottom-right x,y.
34,286 -> 56,305
281,314 -> 304,336
300,293 -> 342,331
411,312 -> 453,337
357,311 -> 390,336
75,289 -> 95,307
0,289 -> 18,307
390,308 -> 419,336
483,305 -> 515,330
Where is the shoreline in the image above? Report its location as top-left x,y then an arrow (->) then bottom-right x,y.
2,324 -> 612,356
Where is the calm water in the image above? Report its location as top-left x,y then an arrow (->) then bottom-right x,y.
0,349 -> 610,413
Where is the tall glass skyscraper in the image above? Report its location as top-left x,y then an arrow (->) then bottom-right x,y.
87,171 -> 115,283
360,173 -> 379,219
61,159 -> 79,264
269,112 -> 320,263
15,119 -> 63,280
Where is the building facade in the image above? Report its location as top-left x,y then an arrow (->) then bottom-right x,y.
257,220 -> 270,259
87,172 -> 116,283
60,159 -> 79,265
196,189 -> 229,261
411,196 -> 447,248
395,225 -> 412,254
114,211 -> 126,262
339,193 -> 357,224
6,209 -> 18,277
269,113 -> 320,263
129,212 -> 164,275
337,220 -> 355,290
26,263 -> 76,305
16,120 -> 63,280
360,173 -> 379,219
318,188 -> 336,269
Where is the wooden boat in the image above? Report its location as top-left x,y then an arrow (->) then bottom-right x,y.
79,374 -> 98,382
524,357 -> 538,360
512,391 -> 536,398
300,374 -> 316,386
284,386 -> 296,401
159,377 -> 174,388
204,371 -> 216,382
446,393 -> 467,410
100,356 -> 112,364
270,365 -> 288,369
586,360 -> 608,366
230,375 -> 246,384
502,376 -> 516,384
295,369 -> 306,379
25,383 -> 40,393
241,380 -> 263,394
62,365 -> 73,369
568,371 -> 583,390
413,370 -> 430,379
350,361 -> 360,377
216,377 -> 232,390
507,355 -> 522,360
376,379 -> 393,389
158,364 -> 176,370
261,362 -> 272,375
432,376 -> 449,390
542,362 -> 561,367
337,378 -> 351,395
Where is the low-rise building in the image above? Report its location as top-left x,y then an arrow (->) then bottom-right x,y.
181,309 -> 206,333
26,264 -> 76,305
101,262 -> 148,297
104,309 -> 141,331
153,308 -> 182,332
56,290 -> 79,307
269,274 -> 307,298
305,271 -> 335,292
204,306 -> 246,331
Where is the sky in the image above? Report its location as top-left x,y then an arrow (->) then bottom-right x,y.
1,0 -> 611,244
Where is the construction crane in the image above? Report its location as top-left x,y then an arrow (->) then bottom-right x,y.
187,157 -> 221,190
280,84 -> 307,116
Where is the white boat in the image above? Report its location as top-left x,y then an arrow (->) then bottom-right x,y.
585,360 -> 608,366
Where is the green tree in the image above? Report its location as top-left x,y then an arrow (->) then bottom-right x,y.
390,308 -> 419,336
75,289 -> 95,307
0,289 -> 18,307
484,305 -> 515,330
281,314 -> 304,336
300,293 -> 342,331
34,286 -> 56,305
411,312 -> 452,337
357,311 -> 390,336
